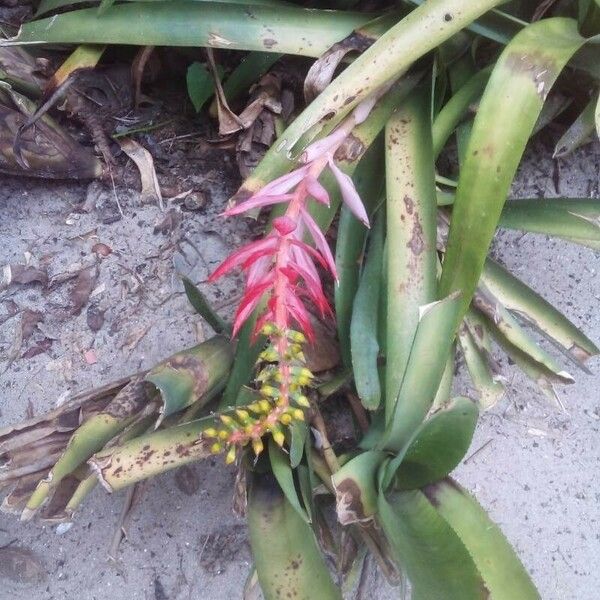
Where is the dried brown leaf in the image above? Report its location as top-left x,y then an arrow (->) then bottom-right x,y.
206,48 -> 244,136
2,264 -> 48,288
118,137 -> 163,207
20,309 -> 43,340
70,266 -> 98,315
21,338 -> 53,360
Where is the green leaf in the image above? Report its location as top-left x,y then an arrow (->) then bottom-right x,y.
220,312 -> 265,408
424,479 -> 540,599
289,422 -> 307,469
145,336 -> 234,424
481,258 -> 599,363
37,0 -> 290,16
248,473 -> 342,600
10,3 -> 371,58
268,438 -> 309,522
331,450 -> 385,525
384,88 -> 438,415
350,212 -> 384,410
392,397 -> 478,490
24,375 -> 156,514
378,488 -> 488,600
221,52 -> 281,105
499,197 -> 600,249
439,18 -> 586,323
473,284 -> 574,381
383,293 -> 462,452
335,141 -> 384,368
89,416 -> 216,492
182,276 -> 230,335
553,91 -> 599,158
485,317 -> 572,406
432,67 -> 491,158
186,62 -> 215,113
458,311 -> 506,409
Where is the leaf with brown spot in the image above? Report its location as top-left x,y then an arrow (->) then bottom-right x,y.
145,336 -> 234,425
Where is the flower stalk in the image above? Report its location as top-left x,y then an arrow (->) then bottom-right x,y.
205,100 -> 374,462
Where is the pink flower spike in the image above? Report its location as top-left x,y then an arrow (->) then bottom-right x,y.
232,279 -> 272,337
327,158 -> 370,228
300,207 -> 338,281
284,294 -> 314,340
224,193 -> 293,217
306,176 -> 330,206
208,237 -> 278,282
246,254 -> 271,287
273,216 -> 297,236
289,242 -> 319,283
289,238 -> 329,272
300,127 -> 349,164
258,165 -> 309,196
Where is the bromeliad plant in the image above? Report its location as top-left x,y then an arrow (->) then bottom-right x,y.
1,1 -> 600,599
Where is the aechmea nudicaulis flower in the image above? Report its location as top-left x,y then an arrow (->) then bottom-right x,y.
205,99 -> 374,463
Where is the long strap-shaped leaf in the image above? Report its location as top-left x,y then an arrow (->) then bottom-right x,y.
382,293 -> 461,452
378,488 -> 489,600
423,479 -> 540,599
36,0 -> 288,17
248,473 -> 342,600
5,3 -> 371,58
439,18 -> 586,322
385,89 -> 437,417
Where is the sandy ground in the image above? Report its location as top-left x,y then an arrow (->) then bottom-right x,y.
0,139 -> 599,600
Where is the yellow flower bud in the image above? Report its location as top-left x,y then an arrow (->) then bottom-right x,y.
210,442 -> 222,454
235,409 -> 250,422
225,446 -> 237,465
287,330 -> 306,344
203,427 -> 218,438
293,409 -> 305,421
272,429 -> 285,447
260,385 -> 280,399
252,438 -> 264,455
279,413 -> 293,425
218,429 -> 229,441
258,399 -> 272,413
248,402 -> 263,414
260,323 -> 277,336
294,395 -> 310,408
220,414 -> 234,426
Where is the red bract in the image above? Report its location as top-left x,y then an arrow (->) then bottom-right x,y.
210,102 -> 372,340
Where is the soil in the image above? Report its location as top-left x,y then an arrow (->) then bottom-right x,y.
0,130 -> 599,600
